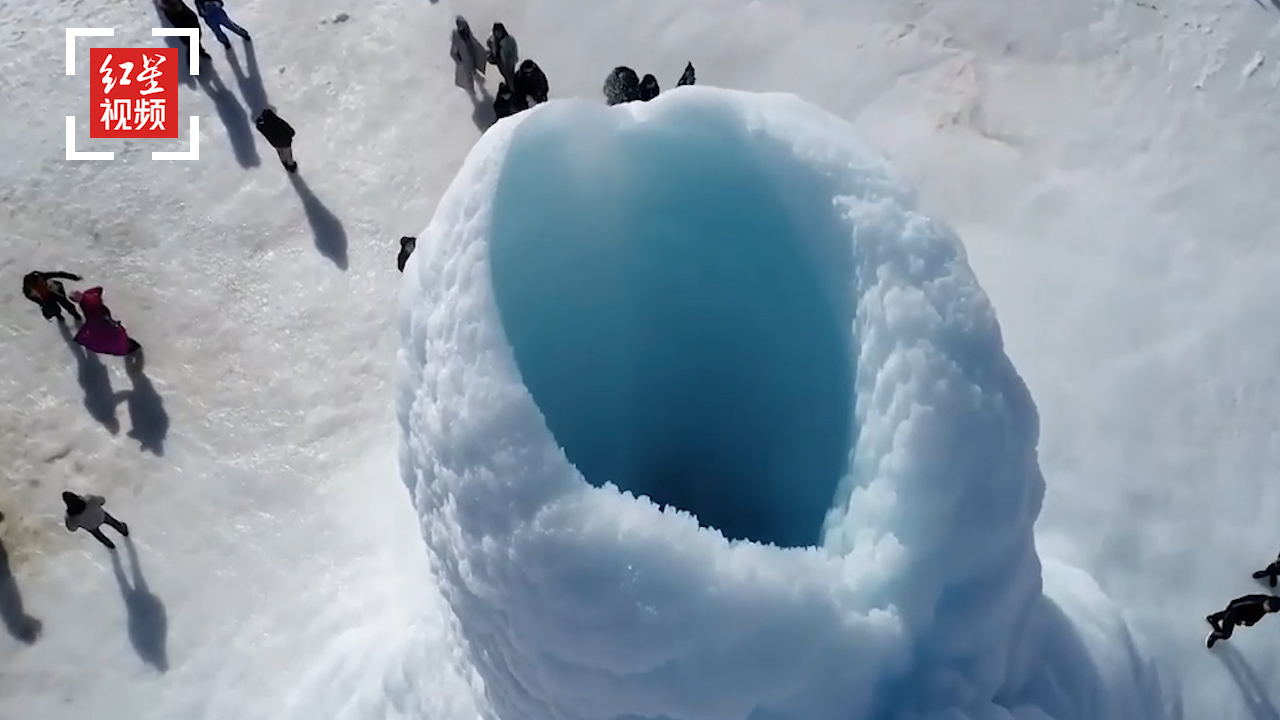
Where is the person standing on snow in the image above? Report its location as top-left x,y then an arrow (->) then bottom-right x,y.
486,22 -> 519,86
676,61 -> 696,87
638,73 -> 660,101
450,16 -> 487,97
62,491 -> 130,551
1253,552 -> 1280,587
492,81 -> 528,120
513,59 -> 549,106
156,0 -> 213,62
22,270 -> 83,323
603,66 -> 641,105
253,107 -> 298,172
1205,593 -> 1280,648
195,0 -> 251,49
69,286 -> 143,357
397,236 -> 416,272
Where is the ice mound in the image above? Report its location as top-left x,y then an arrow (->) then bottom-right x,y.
396,88 -> 1172,720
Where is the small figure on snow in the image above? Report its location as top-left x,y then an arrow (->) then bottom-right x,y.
1253,552 -> 1280,588
486,22 -> 519,86
676,61 -> 696,87
62,491 -> 130,551
254,107 -> 297,172
397,236 -> 416,272
1205,593 -> 1280,648
195,0 -> 251,50
638,73 -> 660,101
156,0 -> 213,61
493,81 -> 528,120
603,66 -> 641,105
513,59 -> 549,106
22,270 -> 83,323
69,286 -> 143,358
450,16 -> 487,98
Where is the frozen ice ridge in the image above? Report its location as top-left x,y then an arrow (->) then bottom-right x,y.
396,87 -> 1174,720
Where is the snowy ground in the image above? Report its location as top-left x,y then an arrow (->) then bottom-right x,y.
3,0 -> 1280,718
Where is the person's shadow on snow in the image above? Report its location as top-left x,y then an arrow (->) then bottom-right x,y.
111,537 -> 168,673
470,83 -> 496,132
0,528 -> 42,645
1216,644 -> 1280,720
288,174 -> 348,270
122,353 -> 169,456
226,42 -> 270,119
58,322 -> 120,435
196,64 -> 260,168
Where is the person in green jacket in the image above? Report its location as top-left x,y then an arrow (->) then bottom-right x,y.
486,22 -> 519,85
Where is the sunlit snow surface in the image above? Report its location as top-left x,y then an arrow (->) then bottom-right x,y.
397,87 -> 1172,720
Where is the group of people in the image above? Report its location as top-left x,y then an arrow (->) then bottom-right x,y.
23,271 -> 143,358
450,17 -> 550,121
156,0 -> 300,173
603,62 -> 696,106
450,15 -> 699,125
16,272 -> 141,563
1204,552 -> 1280,648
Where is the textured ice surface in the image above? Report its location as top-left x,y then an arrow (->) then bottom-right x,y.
397,87 -> 1171,720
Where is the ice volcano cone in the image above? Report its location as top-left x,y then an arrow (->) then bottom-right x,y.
396,88 -> 1167,720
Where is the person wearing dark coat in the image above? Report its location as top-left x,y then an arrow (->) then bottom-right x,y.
1205,593 -> 1280,648
603,66 -> 641,106
676,61 -> 696,87
513,59 -> 549,106
23,270 -> 82,322
254,107 -> 297,172
493,82 -> 528,120
1253,553 -> 1280,587
156,0 -> 212,60
397,237 -> 416,272
638,73 -> 660,101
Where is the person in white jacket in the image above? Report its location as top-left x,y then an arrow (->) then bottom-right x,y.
63,492 -> 130,550
450,16 -> 486,98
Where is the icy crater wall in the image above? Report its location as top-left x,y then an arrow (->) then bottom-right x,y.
396,88 -> 1172,720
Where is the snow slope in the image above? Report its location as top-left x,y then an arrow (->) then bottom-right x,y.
2,0 -> 1280,718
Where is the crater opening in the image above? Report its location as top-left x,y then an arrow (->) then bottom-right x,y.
489,105 -> 855,548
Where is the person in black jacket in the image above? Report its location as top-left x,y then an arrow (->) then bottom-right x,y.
513,59 -> 549,106
1253,552 -> 1280,588
397,237 -> 416,272
1206,593 -> 1280,648
254,107 -> 297,172
492,82 -> 528,121
603,66 -> 641,106
676,61 -> 696,87
22,270 -> 82,322
638,73 -> 660,101
156,0 -> 212,61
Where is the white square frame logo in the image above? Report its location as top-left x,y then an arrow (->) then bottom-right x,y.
65,27 -> 202,161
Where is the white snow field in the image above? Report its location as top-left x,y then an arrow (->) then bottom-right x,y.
1,0 -> 1279,718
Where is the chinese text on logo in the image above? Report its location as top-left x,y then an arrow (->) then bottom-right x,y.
88,47 -> 179,139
